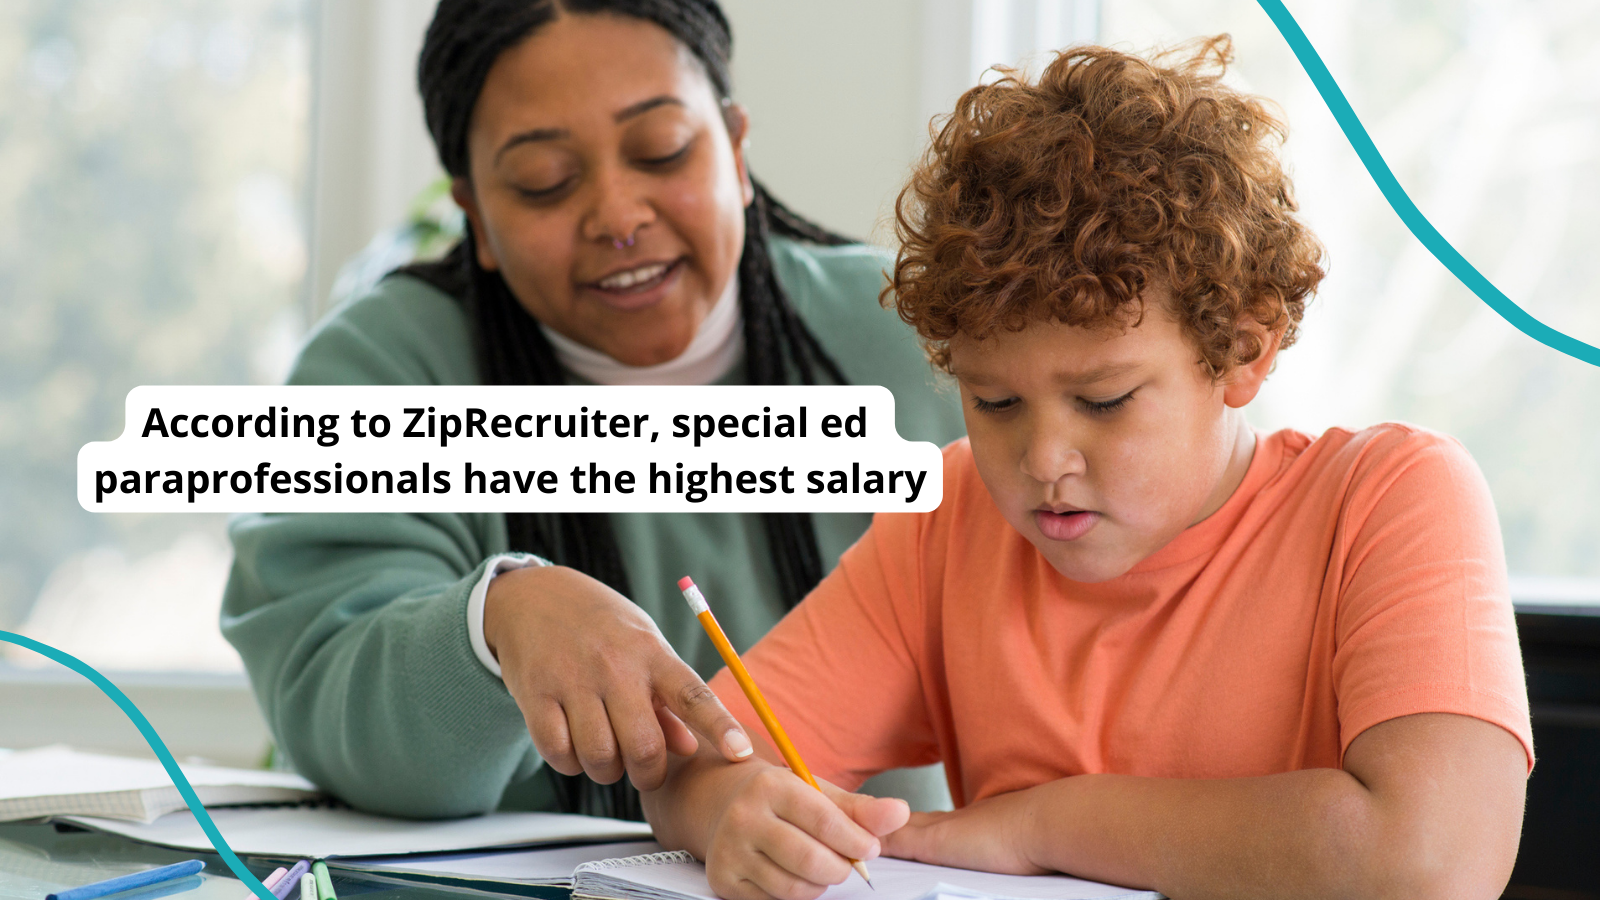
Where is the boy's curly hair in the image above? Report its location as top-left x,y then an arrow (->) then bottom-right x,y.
888,35 -> 1325,376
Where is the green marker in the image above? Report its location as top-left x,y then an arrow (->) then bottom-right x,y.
311,861 -> 336,900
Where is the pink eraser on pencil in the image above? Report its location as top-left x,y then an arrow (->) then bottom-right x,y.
678,576 -> 695,591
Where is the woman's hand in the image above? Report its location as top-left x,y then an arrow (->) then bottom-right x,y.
646,748 -> 909,900
484,564 -> 753,791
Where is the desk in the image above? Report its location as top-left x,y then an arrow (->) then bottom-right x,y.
0,823 -> 568,900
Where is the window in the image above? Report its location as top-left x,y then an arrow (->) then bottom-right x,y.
1,0 -> 314,673
1096,0 -> 1600,596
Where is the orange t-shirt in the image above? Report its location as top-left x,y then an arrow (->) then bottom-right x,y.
710,425 -> 1532,806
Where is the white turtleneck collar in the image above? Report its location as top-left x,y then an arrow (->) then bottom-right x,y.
539,275 -> 742,386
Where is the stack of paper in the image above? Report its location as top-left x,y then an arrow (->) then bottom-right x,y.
0,746 -> 318,823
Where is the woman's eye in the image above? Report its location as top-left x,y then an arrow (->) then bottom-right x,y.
514,178 -> 575,202
636,141 -> 693,168
970,395 -> 1018,414
1079,389 -> 1136,415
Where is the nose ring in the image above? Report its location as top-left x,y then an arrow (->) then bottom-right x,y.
612,234 -> 635,250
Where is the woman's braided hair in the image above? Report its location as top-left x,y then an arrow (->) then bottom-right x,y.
404,0 -> 852,820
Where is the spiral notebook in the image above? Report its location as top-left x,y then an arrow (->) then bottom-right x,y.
570,850 -> 1162,900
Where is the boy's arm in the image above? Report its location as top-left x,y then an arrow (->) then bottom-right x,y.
643,741 -> 909,900
883,710 -> 1525,900
643,505 -> 944,900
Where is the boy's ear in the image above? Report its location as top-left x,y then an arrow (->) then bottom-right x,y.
451,177 -> 501,272
1221,322 -> 1284,408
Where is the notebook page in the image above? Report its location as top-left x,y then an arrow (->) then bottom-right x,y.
573,852 -> 1160,900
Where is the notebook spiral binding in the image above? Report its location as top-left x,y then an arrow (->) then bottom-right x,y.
575,850 -> 695,871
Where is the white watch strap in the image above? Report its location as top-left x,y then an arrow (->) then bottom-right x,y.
467,553 -> 550,678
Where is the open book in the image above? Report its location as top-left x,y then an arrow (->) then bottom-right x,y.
0,746 -> 318,824
570,849 -> 1163,900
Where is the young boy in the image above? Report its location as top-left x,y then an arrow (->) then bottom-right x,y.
643,38 -> 1531,900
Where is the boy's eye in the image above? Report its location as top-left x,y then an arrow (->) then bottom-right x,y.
1079,389 -> 1137,415
970,395 -> 1018,414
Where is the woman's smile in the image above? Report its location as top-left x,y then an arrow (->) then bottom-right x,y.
582,257 -> 687,311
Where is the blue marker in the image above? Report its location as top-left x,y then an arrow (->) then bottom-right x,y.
47,860 -> 205,900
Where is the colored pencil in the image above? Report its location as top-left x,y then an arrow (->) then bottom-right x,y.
46,860 -> 205,900
678,576 -> 872,888
269,861 -> 310,900
311,861 -> 337,900
247,867 -> 289,900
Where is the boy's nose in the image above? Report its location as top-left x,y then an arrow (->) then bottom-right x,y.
1019,425 -> 1086,484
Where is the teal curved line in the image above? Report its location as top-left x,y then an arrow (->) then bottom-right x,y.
1255,0 -> 1600,368
0,630 -> 278,900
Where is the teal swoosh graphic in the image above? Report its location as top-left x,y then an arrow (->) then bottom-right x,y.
1256,0 -> 1600,367
1,630 -> 278,900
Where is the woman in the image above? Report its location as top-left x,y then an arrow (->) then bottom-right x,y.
222,0 -> 964,819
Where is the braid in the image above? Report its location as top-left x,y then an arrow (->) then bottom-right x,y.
408,0 -> 856,821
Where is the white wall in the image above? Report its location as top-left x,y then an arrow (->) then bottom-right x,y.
720,0 -> 1099,244
717,0 -> 926,244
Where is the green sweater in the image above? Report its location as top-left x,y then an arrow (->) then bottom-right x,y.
222,238 -> 965,818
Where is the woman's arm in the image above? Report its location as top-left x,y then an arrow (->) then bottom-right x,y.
225,510 -> 753,818
883,712 -> 1526,900
223,509 -> 533,818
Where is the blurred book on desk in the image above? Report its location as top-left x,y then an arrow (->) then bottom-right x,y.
0,745 -> 318,823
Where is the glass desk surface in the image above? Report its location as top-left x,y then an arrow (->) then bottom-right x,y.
0,823 -> 569,900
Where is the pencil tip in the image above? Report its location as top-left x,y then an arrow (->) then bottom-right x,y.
851,859 -> 873,887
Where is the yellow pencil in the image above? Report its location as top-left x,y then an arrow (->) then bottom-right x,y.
678,576 -> 873,888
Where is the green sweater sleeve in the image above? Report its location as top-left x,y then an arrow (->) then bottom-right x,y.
222,279 -> 539,818
224,513 -> 538,817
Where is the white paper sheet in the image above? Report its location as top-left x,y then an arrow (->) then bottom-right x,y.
61,805 -> 655,858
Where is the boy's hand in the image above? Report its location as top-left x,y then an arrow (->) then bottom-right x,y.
881,789 -> 1049,876
703,766 -> 908,900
